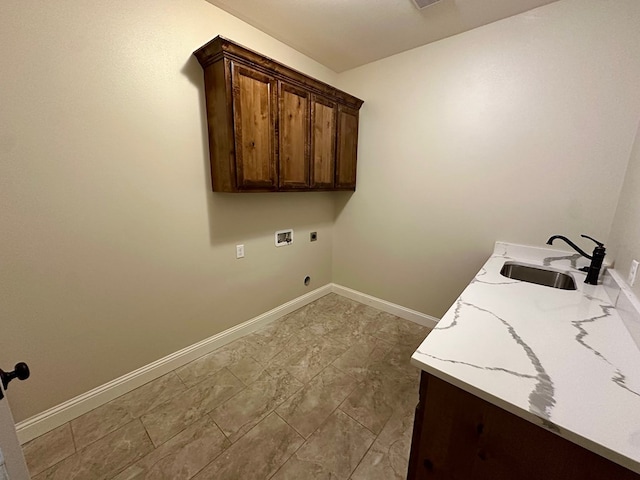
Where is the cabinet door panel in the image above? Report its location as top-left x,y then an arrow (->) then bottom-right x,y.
232,63 -> 277,190
336,105 -> 359,190
279,82 -> 310,189
310,95 -> 336,189
409,374 -> 640,480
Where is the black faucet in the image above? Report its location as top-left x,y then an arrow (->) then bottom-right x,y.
546,234 -> 606,285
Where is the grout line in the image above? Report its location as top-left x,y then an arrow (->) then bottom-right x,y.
24,424 -> 79,477
267,411 -> 308,480
67,421 -> 78,453
349,440 -> 376,479
207,413 -> 233,444
340,393 -> 401,479
273,410 -> 305,443
109,419 -> 160,479
172,368 -> 190,389
336,404 -> 378,438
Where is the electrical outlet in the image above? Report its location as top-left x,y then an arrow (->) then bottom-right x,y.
629,260 -> 639,286
236,244 -> 245,259
310,232 -> 317,242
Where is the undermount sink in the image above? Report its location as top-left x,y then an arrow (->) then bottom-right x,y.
500,261 -> 577,290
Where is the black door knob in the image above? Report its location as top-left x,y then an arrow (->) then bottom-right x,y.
0,362 -> 30,391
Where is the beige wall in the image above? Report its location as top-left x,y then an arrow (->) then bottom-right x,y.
610,120 -> 640,298
0,0 -> 339,421
333,0 -> 640,318
4,0 -> 640,424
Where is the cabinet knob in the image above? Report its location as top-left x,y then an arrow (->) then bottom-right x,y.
423,458 -> 434,471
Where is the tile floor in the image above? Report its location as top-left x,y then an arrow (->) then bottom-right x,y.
22,293 -> 431,480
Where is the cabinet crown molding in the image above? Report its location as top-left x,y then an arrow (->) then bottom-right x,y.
194,36 -> 363,110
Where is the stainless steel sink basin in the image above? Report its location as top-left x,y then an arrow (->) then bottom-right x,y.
500,262 -> 577,290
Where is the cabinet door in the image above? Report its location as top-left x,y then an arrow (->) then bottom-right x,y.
335,105 -> 359,190
310,95 -> 337,189
232,62 -> 277,190
279,82 -> 310,189
409,374 -> 640,480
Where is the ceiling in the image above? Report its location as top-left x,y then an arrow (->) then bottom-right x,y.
206,0 -> 560,72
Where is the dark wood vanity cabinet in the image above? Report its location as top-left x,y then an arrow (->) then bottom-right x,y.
194,36 -> 363,192
408,372 -> 639,480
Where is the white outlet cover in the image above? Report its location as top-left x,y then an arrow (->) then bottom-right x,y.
236,244 -> 245,258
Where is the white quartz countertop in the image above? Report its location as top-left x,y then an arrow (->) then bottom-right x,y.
411,242 -> 640,473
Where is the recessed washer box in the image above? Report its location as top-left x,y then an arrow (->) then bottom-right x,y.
275,229 -> 293,247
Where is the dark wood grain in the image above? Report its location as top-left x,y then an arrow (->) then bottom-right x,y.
310,95 -> 336,189
231,63 -> 277,190
408,373 -> 640,480
336,105 -> 359,190
278,81 -> 310,189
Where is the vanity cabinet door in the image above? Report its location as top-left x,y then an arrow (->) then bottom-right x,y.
231,62 -> 277,190
335,105 -> 359,189
310,95 -> 337,189
408,373 -> 640,480
278,82 -> 310,189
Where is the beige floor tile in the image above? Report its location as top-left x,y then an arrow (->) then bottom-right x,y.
351,401 -> 416,480
71,372 -> 186,448
297,304 -> 357,343
272,409 -> 375,480
34,420 -> 153,480
382,340 -> 425,380
339,364 -> 418,435
350,438 -> 412,480
210,369 -> 302,442
141,368 -> 244,446
23,423 -> 75,477
227,355 -> 265,385
376,400 -> 418,448
113,416 -> 230,480
33,454 -> 85,480
174,339 -> 253,388
268,336 -> 349,384
368,312 -> 430,346
192,413 -> 303,480
277,304 -> 317,330
276,365 -> 357,438
331,334 -> 391,381
321,305 -> 382,347
243,329 -> 296,365
312,293 -> 361,313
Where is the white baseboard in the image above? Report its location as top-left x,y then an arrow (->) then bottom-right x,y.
331,284 -> 440,329
16,284 -> 333,444
16,283 -> 438,444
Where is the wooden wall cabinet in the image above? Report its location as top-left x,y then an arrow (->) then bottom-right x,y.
408,373 -> 640,480
194,36 -> 363,192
